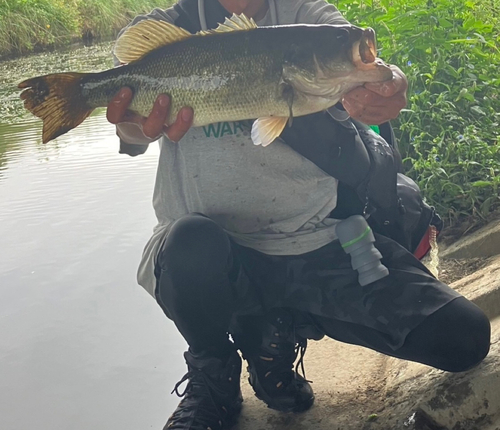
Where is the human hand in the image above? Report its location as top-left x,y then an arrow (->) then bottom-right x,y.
342,65 -> 407,125
106,87 -> 193,142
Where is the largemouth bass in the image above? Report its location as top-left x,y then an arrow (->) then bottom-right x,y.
19,14 -> 392,146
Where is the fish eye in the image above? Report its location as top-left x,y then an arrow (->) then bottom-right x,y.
336,28 -> 350,45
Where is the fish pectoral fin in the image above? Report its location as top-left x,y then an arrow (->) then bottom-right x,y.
251,117 -> 289,147
198,14 -> 257,36
114,19 -> 192,64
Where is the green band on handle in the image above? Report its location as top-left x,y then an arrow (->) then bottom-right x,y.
340,225 -> 372,249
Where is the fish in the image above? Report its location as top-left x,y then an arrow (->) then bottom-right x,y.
18,14 -> 393,146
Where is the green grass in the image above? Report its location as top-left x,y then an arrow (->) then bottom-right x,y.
331,0 -> 500,226
0,0 -> 173,57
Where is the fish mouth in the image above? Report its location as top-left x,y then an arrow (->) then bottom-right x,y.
359,28 -> 377,64
352,28 -> 381,67
351,28 -> 393,80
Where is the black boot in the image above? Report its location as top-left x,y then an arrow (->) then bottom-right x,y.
164,349 -> 243,430
236,309 -> 315,413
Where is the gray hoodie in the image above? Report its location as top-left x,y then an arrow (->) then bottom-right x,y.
117,0 -> 349,297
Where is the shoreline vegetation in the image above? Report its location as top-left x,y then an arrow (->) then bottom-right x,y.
334,0 -> 499,226
1,0 -> 499,227
0,0 -> 174,60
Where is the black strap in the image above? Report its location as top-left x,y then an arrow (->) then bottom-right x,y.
280,112 -> 372,189
379,121 -> 403,172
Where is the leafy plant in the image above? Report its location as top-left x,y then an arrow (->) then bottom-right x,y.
76,0 -> 164,41
331,0 -> 500,226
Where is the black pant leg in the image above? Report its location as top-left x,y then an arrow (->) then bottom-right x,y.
313,296 -> 490,372
154,213 -> 238,356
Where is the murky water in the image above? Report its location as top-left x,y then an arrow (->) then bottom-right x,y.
0,43 -> 186,430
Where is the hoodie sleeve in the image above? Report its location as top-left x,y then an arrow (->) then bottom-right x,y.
296,0 -> 349,25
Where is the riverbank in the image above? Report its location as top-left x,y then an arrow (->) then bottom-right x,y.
0,0 -> 173,59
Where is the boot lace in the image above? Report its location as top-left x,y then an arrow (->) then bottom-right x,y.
256,325 -> 311,385
294,337 -> 309,382
166,369 -> 231,430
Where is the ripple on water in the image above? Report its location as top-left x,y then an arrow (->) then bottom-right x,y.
0,111 -> 159,273
0,43 -> 187,426
0,42 -> 162,283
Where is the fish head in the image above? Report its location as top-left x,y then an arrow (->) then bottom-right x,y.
283,25 -> 393,101
320,26 -> 393,83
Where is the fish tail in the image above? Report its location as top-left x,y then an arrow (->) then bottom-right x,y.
18,72 -> 93,143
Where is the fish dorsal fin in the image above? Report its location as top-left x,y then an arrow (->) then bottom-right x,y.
114,14 -> 257,64
198,13 -> 258,36
114,19 -> 192,64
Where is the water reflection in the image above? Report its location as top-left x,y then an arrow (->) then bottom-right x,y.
0,44 -> 186,430
0,121 -> 40,176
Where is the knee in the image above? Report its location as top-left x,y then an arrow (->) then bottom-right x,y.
450,310 -> 490,372
436,299 -> 491,372
158,214 -> 231,275
406,297 -> 491,372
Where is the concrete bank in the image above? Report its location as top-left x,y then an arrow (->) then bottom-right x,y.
441,219 -> 500,260
236,220 -> 500,430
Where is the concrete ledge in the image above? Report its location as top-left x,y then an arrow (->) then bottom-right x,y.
452,256 -> 500,320
381,318 -> 500,430
418,339 -> 500,430
441,220 -> 500,259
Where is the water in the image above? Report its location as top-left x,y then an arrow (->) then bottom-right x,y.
0,43 -> 186,430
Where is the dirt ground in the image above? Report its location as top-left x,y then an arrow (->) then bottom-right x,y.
438,256 -> 493,285
435,208 -> 500,285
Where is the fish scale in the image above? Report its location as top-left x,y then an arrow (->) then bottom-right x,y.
84,29 -> 288,125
